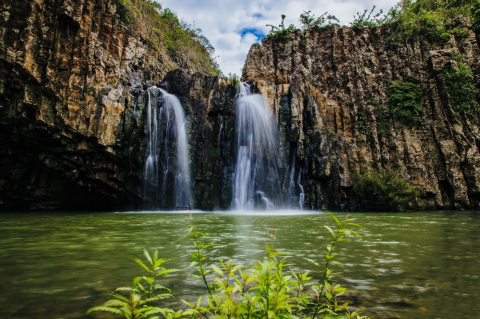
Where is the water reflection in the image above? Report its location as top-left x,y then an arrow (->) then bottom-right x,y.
0,211 -> 479,319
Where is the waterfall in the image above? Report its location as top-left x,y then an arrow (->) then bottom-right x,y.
232,82 -> 282,210
143,87 -> 191,209
297,168 -> 304,210
287,149 -> 305,210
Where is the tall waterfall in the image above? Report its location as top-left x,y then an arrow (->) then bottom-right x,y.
232,83 -> 282,210
144,86 -> 191,209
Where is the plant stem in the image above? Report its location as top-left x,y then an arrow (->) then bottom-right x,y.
311,236 -> 339,318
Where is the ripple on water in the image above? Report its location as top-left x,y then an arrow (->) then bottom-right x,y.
1,210 -> 480,319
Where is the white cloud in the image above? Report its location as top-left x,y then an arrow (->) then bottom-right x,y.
158,0 -> 399,75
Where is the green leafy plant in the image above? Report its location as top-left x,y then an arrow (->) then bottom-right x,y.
442,61 -> 478,116
227,72 -> 240,88
350,5 -> 384,29
266,14 -> 298,39
353,167 -> 424,211
299,11 -> 339,30
89,213 -> 369,319
327,129 -> 335,135
382,0 -> 471,43
111,0 -> 221,75
112,0 -> 139,24
387,81 -> 423,123
177,214 -> 368,319
472,0 -> 480,33
88,249 -> 182,319
308,212 -> 364,318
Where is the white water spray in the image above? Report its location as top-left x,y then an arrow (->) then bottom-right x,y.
144,87 -> 192,208
232,82 -> 282,210
297,168 -> 305,210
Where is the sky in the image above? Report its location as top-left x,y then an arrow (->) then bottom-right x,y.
159,0 -> 400,75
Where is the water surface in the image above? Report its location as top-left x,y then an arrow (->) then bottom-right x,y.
0,210 -> 479,319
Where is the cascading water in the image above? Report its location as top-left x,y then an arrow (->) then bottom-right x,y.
297,168 -> 305,210
232,82 -> 282,210
143,86 -> 192,209
287,150 -> 305,210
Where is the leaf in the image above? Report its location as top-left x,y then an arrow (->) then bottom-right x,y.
175,235 -> 190,243
196,296 -> 203,307
304,257 -> 321,268
87,306 -> 124,315
346,222 -> 365,228
327,211 -> 341,226
181,299 -> 196,308
133,258 -> 150,273
324,225 -> 336,239
103,299 -> 127,307
187,273 -> 202,280
340,228 -> 363,240
139,294 -> 173,305
132,276 -> 142,287
143,276 -> 155,284
211,264 -> 224,277
144,248 -> 153,266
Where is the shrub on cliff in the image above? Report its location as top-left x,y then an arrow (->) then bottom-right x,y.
353,167 -> 423,211
383,0 -> 472,43
387,81 -> 423,123
442,61 -> 478,116
266,14 -> 298,39
111,0 -> 221,75
299,11 -> 339,30
88,213 -> 370,319
471,0 -> 480,32
350,6 -> 384,29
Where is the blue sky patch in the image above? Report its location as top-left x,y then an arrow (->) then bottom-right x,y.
239,28 -> 266,40
252,13 -> 263,19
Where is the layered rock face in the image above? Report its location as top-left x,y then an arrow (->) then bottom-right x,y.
2,0 -> 480,211
0,0 -> 200,210
242,19 -> 480,210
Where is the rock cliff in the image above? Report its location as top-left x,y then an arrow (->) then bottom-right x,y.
1,0 -> 480,211
242,19 -> 480,210
0,0 -> 205,210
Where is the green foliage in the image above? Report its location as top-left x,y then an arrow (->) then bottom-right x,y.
112,0 -> 139,24
442,61 -> 478,116
178,214 -> 368,319
299,11 -> 339,30
266,14 -> 297,39
111,0 -> 221,75
387,81 -> 423,122
88,248 -> 181,319
471,0 -> 480,33
89,213 -> 369,319
227,72 -> 240,88
149,7 -> 221,75
350,6 -> 384,29
327,129 -> 335,135
383,0 -> 472,43
374,103 -> 392,139
353,167 -> 424,211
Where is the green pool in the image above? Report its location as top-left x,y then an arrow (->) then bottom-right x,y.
0,210 -> 479,319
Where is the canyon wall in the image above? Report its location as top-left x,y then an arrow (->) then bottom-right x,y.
0,0 -> 201,210
242,18 -> 480,210
1,0 -> 480,211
